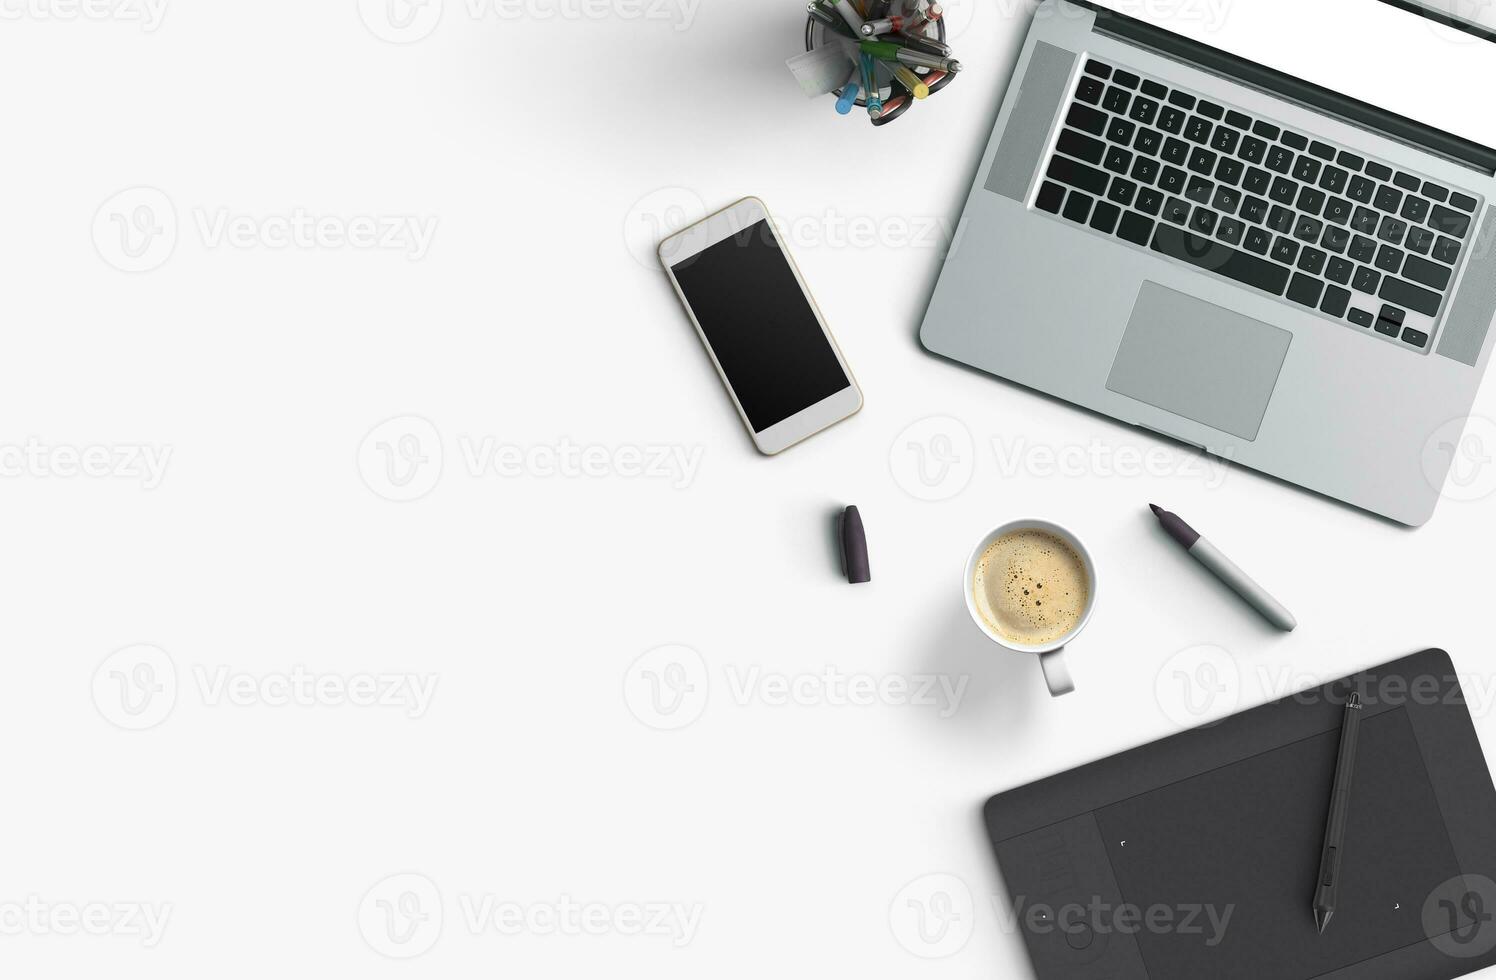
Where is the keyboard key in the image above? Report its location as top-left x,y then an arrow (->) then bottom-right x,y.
1366,161 -> 1393,181
1378,216 -> 1407,245
1152,225 -> 1291,294
1213,186 -> 1241,214
1108,177 -> 1137,207
1266,145 -> 1294,173
1282,131 -> 1308,150
1348,175 -> 1375,203
1067,103 -> 1107,135
1375,244 -> 1403,273
1129,96 -> 1159,125
1294,156 -> 1322,183
1048,155 -> 1111,196
1374,185 -> 1403,213
1188,147 -> 1218,175
1185,116 -> 1213,144
1240,136 -> 1267,164
1217,217 -> 1244,245
1407,227 -> 1434,255
1134,127 -> 1162,155
1063,191 -> 1094,223
1090,200 -> 1121,234
1327,256 -> 1354,284
1244,226 -> 1272,254
1241,196 -> 1268,224
1075,76 -> 1104,105
1318,166 -> 1348,194
1118,210 -> 1155,245
1163,197 -> 1191,224
1036,181 -> 1066,214
1337,151 -> 1365,170
1321,284 -> 1351,317
1430,204 -> 1472,238
1159,167 -> 1187,195
1402,253 -> 1452,291
1168,90 -> 1195,109
1325,197 -> 1352,225
1287,273 -> 1324,307
1310,141 -> 1336,161
1163,137 -> 1189,165
1451,191 -> 1478,212
1215,158 -> 1244,185
1104,86 -> 1131,114
1084,59 -> 1111,78
1113,69 -> 1141,89
1272,236 -> 1300,264
1105,146 -> 1134,174
1252,120 -> 1280,139
1322,226 -> 1351,254
1423,182 -> 1449,202
1190,207 -> 1219,235
1298,187 -> 1326,215
1351,207 -> 1379,234
1380,276 -> 1442,316
1375,317 -> 1402,338
1057,128 -> 1106,164
1298,247 -> 1327,275
1158,106 -> 1186,134
1132,156 -> 1161,184
1402,326 -> 1430,348
1244,167 -> 1271,195
1350,236 -> 1377,263
1198,100 -> 1224,120
1379,305 -> 1406,328
1226,110 -> 1252,128
1401,196 -> 1430,223
1433,236 -> 1461,264
1270,176 -> 1297,204
1269,205 -> 1295,233
1210,126 -> 1240,154
1185,175 -> 1213,204
1354,266 -> 1381,293
1108,118 -> 1137,145
1136,187 -> 1164,215
1349,307 -> 1374,328
1295,215 -> 1324,243
1141,79 -> 1168,99
1393,172 -> 1421,191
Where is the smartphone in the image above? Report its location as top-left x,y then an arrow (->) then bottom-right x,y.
660,197 -> 863,455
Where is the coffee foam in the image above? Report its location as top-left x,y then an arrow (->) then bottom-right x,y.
972,528 -> 1089,647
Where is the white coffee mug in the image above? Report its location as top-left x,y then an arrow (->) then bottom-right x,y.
963,520 -> 1098,697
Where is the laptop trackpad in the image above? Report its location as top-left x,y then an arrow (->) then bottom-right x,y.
1107,281 -> 1291,441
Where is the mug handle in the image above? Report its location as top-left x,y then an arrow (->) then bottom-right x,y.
1040,648 -> 1074,697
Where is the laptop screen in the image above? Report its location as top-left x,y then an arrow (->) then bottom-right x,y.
1086,0 -> 1496,153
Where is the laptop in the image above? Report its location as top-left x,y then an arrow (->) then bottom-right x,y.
920,0 -> 1496,525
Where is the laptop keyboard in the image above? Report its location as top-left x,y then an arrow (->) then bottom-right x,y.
1034,57 -> 1483,352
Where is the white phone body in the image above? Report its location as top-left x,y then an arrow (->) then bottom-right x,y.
659,197 -> 863,455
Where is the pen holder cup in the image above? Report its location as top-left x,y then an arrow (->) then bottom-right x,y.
804,15 -> 951,125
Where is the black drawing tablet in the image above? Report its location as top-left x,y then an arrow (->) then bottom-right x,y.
985,650 -> 1496,980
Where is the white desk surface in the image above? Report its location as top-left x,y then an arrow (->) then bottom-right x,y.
4,1 -> 1496,976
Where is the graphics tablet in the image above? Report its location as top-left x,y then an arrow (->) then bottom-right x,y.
984,650 -> 1496,979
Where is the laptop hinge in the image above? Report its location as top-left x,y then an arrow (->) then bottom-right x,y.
1071,0 -> 1496,177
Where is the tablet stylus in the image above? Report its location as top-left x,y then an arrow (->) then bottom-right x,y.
1313,692 -> 1363,934
1149,504 -> 1297,631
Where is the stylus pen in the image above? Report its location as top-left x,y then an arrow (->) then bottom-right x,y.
1313,692 -> 1363,934
1149,504 -> 1297,631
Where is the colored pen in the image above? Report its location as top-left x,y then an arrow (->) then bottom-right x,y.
832,0 -> 865,34
860,15 -> 906,35
860,39 -> 960,73
901,0 -> 941,32
1149,504 -> 1298,631
1313,692 -> 1363,934
860,50 -> 883,118
891,62 -> 929,98
870,92 -> 910,126
890,31 -> 951,57
809,3 -> 861,39
835,62 -> 861,113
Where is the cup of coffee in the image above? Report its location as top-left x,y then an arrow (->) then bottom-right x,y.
964,520 -> 1096,697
